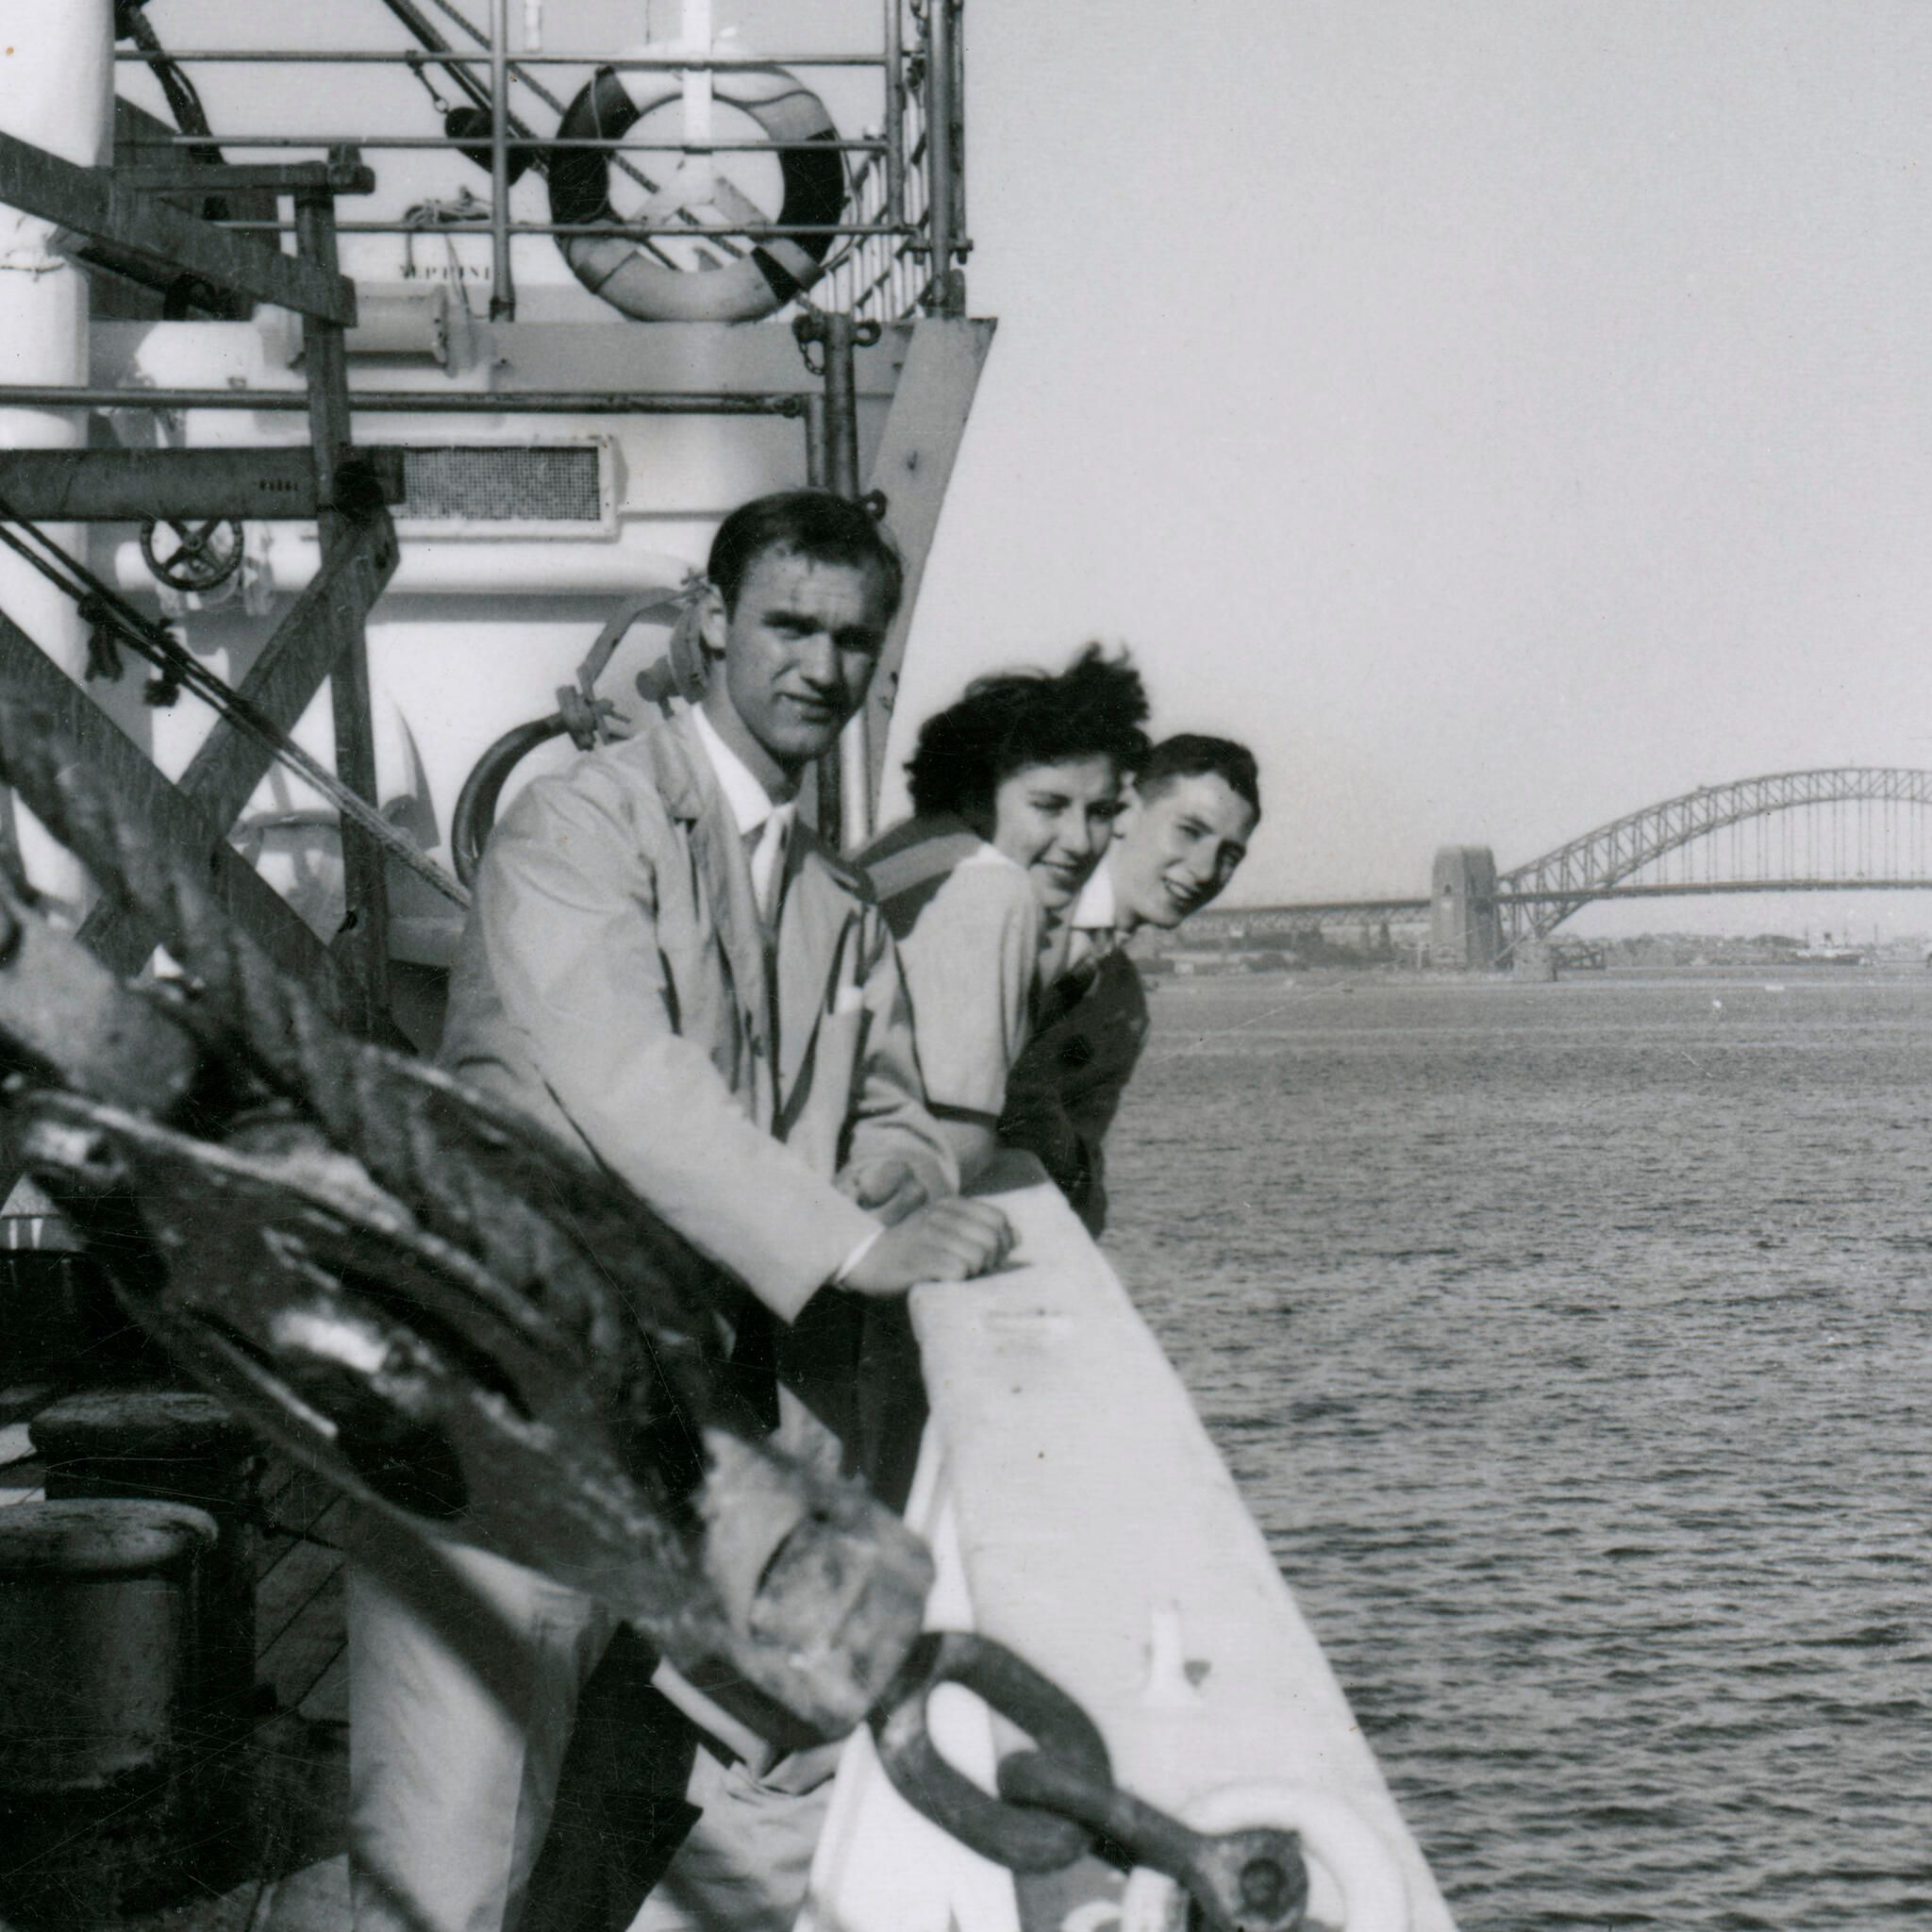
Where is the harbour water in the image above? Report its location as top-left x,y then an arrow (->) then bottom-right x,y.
1106,970 -> 1932,1931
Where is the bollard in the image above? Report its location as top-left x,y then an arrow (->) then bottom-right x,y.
0,1213 -> 155,1386
30,1391 -> 265,1741
0,1500 -> 218,1922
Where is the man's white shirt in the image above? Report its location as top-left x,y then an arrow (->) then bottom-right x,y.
689,702 -> 876,1284
690,702 -> 796,914
1065,855 -> 1120,974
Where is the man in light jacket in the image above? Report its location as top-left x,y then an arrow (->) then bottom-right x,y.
349,490 -> 1010,1932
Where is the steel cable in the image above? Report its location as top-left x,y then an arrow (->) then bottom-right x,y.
380,0 -> 699,272
0,499 -> 467,908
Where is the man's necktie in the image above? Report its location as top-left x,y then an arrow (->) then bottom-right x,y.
730,820 -> 784,1435
1041,927 -> 1113,1026
743,814 -> 791,930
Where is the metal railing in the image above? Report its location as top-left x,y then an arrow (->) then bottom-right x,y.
114,0 -> 967,324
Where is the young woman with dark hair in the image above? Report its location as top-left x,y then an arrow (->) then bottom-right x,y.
860,646 -> 1150,1183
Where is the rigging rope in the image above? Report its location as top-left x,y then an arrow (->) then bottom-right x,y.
115,0 -> 245,319
0,498 -> 468,911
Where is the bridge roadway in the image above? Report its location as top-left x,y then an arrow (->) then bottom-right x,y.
1178,768 -> 1932,962
1189,875 -> 1932,941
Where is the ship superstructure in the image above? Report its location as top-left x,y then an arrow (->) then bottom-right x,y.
0,0 -> 990,1024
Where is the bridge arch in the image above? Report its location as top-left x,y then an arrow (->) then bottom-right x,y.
1500,767 -> 1932,948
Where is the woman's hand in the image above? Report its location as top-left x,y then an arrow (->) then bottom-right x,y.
835,1157 -> 934,1226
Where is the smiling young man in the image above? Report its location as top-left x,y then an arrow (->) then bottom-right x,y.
999,735 -> 1261,1234
348,491 -> 1011,1932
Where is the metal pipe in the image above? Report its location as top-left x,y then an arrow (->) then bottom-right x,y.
0,0 -> 113,924
923,0 -> 963,314
109,534 -> 701,600
112,48 -> 888,67
220,220 -> 908,238
822,319 -> 861,502
818,316 -> 869,846
488,0 -> 515,321
946,0 -> 967,261
146,134 -> 890,152
0,388 -> 807,417
295,188 -> 390,1026
882,0 -> 907,229
802,395 -> 828,492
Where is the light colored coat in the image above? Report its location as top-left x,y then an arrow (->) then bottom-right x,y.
441,709 -> 956,1326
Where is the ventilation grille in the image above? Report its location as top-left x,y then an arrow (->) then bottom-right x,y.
395,442 -> 614,536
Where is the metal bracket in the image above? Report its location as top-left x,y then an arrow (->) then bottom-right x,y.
0,606 -> 362,1017
120,157 -> 377,199
858,316 -> 997,808
0,128 -> 358,325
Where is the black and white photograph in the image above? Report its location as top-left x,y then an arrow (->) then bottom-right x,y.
0,5 -> 1926,1929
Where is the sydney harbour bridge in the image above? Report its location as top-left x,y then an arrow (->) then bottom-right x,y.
1187,769 -> 1932,969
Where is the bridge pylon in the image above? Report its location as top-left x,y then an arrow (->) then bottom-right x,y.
1431,845 -> 1502,970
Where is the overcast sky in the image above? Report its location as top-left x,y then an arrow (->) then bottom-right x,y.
881,1 -> 1932,932
127,3 -> 1932,932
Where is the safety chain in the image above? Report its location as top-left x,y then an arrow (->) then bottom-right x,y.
791,311 -> 884,377
869,1633 -> 1310,1932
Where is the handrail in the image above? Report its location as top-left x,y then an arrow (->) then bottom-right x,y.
0,387 -> 808,417
112,2 -> 963,326
135,134 -> 891,152
115,48 -> 891,67
882,0 -> 907,229
802,1158 -> 1457,1932
488,0 -> 513,320
219,220 -> 912,239
924,0 -> 963,315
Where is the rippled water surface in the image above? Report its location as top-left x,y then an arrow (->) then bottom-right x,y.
1104,971 -> 1932,1931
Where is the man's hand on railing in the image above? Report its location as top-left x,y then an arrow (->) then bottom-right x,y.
841,1198 -> 1014,1294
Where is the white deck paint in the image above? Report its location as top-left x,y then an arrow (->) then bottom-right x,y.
804,1158 -> 1458,1932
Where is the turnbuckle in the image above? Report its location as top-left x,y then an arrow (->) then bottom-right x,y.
870,1633 -> 1309,1932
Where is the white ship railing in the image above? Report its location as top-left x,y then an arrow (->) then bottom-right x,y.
804,1158 -> 1459,1932
113,0 -> 966,325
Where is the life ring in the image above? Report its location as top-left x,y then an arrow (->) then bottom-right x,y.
547,52 -> 846,323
